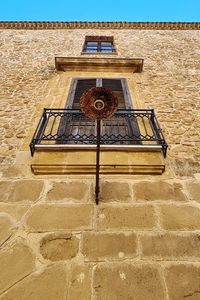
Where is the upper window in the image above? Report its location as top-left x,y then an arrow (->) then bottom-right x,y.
82,36 -> 115,53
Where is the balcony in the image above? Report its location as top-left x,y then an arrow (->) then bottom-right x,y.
30,108 -> 168,157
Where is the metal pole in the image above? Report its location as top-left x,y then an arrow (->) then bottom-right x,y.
95,119 -> 101,205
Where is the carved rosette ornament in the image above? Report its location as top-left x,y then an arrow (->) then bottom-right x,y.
80,87 -> 118,120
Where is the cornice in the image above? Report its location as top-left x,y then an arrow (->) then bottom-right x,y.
0,21 -> 200,30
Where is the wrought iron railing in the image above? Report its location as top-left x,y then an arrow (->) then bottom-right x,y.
30,108 -> 168,157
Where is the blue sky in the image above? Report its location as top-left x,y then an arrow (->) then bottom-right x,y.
0,0 -> 200,21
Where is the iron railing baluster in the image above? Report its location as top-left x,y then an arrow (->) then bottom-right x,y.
30,108 -> 168,157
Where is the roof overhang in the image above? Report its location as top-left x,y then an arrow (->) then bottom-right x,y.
55,57 -> 144,73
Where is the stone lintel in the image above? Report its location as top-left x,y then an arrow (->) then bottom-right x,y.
55,57 -> 144,73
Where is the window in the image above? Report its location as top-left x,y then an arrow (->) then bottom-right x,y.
57,78 -> 140,145
82,36 -> 115,53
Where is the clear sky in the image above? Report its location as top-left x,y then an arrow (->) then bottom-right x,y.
0,0 -> 200,22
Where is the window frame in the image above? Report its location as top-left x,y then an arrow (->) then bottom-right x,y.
55,77 -> 141,146
66,78 -> 132,109
82,36 -> 116,54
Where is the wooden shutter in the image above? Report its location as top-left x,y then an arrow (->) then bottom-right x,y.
73,79 -> 96,108
103,79 -> 132,108
58,78 -> 140,145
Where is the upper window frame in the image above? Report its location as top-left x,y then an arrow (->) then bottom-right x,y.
82,36 -> 116,54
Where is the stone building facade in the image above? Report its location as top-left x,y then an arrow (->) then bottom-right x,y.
0,21 -> 200,299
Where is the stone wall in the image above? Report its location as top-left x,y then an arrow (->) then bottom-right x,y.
0,26 -> 200,299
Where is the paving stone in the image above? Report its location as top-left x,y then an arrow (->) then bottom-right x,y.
47,181 -> 88,202
40,233 -> 79,261
140,233 -> 200,259
7,180 -> 44,202
0,214 -> 14,246
26,204 -> 93,231
68,264 -> 92,300
0,264 -> 67,300
93,263 -> 166,300
133,181 -> 186,201
185,180 -> 200,202
97,205 -> 156,230
0,240 -> 35,294
82,232 -> 137,261
100,181 -> 131,202
165,264 -> 200,300
0,181 -> 13,202
160,205 -> 200,230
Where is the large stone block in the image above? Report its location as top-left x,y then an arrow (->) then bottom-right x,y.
133,181 -> 186,201
93,263 -> 166,300
47,181 -> 89,202
165,264 -> 200,300
0,264 -> 68,300
25,204 -> 93,231
40,233 -> 79,261
68,264 -> 92,300
140,233 -> 200,259
160,205 -> 200,230
185,180 -> 200,202
0,240 -> 35,294
0,214 -> 14,246
82,232 -> 137,261
0,204 -> 30,221
97,205 -> 156,230
7,180 -> 44,202
0,181 -> 13,202
100,181 -> 131,202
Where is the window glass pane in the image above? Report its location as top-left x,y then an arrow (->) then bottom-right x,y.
101,42 -> 112,46
101,48 -> 113,53
83,41 -> 98,52
87,42 -> 98,46
100,41 -> 113,52
86,48 -> 97,52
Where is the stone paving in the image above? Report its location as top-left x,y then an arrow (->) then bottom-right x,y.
0,25 -> 200,299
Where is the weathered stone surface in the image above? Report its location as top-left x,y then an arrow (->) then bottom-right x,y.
0,214 -> 14,246
0,29 -> 200,173
0,204 -> 30,221
185,180 -> 200,202
40,233 -> 79,261
1,26 -> 200,300
97,205 -> 156,229
68,264 -> 92,300
82,232 -> 137,261
140,233 -> 200,259
1,165 -> 28,179
0,181 -> 13,202
133,181 -> 186,201
160,205 -> 200,230
165,264 -> 200,300
47,181 -> 88,202
0,264 -> 67,300
0,240 -> 35,294
100,181 -> 131,202
7,180 -> 44,202
26,204 -> 93,231
94,263 -> 166,300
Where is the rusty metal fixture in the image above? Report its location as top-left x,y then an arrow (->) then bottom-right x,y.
80,87 -> 118,120
80,87 -> 118,205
